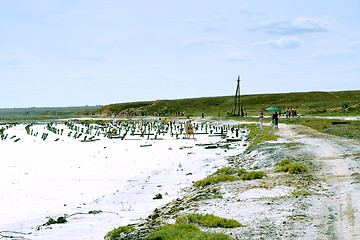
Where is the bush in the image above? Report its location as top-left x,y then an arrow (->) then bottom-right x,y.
214,167 -> 237,175
275,159 -> 292,166
288,162 -> 308,174
104,225 -> 135,240
194,174 -> 240,187
176,213 -> 242,228
148,223 -> 235,240
237,168 -> 246,176
274,162 -> 308,174
240,171 -> 267,180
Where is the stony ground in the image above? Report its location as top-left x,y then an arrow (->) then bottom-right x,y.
116,122 -> 360,240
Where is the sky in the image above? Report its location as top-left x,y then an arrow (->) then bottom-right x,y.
0,0 -> 359,108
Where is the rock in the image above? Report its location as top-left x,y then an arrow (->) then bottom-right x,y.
153,193 -> 162,199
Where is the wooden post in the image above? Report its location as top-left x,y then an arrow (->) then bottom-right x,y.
232,76 -> 241,116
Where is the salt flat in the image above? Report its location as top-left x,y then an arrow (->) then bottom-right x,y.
0,118 -> 247,240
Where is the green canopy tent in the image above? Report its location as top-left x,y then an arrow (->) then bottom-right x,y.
266,107 -> 281,112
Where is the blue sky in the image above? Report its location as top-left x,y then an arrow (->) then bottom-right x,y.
1,0 -> 359,108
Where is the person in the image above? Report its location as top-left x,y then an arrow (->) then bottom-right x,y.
158,118 -> 163,132
112,118 -> 117,127
259,112 -> 264,130
274,111 -> 279,129
185,116 -> 191,138
285,107 -> 290,118
189,123 -> 195,138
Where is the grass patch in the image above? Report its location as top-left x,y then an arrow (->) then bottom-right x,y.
239,171 -> 267,180
275,162 -> 308,174
148,223 -> 235,240
194,174 -> 240,187
276,159 -> 292,166
176,213 -> 242,228
104,225 -> 135,240
245,124 -> 278,151
214,167 -> 237,175
284,118 -> 360,140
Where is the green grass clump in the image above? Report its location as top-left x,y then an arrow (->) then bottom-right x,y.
239,171 -> 267,180
148,223 -> 235,240
176,213 -> 242,228
214,167 -> 237,175
237,168 -> 246,176
104,225 -> 135,240
194,174 -> 240,187
276,159 -> 292,166
288,163 -> 308,174
275,162 -> 308,174
245,124 -> 278,151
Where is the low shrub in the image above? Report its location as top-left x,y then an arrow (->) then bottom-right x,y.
237,168 -> 246,176
275,162 -> 308,174
176,213 -> 242,228
148,223 -> 235,240
194,174 -> 240,187
275,159 -> 292,166
214,167 -> 237,175
289,162 -> 308,174
240,171 -> 267,180
104,225 -> 135,240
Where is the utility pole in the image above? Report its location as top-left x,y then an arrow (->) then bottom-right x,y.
232,75 -> 241,116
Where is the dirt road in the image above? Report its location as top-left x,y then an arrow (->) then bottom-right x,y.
278,124 -> 360,239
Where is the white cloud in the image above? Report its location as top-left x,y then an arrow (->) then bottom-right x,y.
185,20 -> 223,32
226,51 -> 252,61
349,41 -> 360,49
186,37 -> 231,47
235,6 -> 265,18
96,36 -> 122,44
250,17 -> 330,35
0,55 -> 31,66
80,55 -> 107,62
252,36 -> 301,49
312,50 -> 355,59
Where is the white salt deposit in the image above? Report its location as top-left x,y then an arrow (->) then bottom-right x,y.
0,118 -> 247,240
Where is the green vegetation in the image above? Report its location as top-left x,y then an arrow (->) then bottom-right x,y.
0,106 -> 101,120
148,223 -> 234,240
283,117 -> 360,140
239,171 -> 267,180
2,90 -> 359,119
214,167 -> 237,175
176,213 -> 242,228
275,161 -> 308,174
245,124 -> 278,151
96,90 -> 360,116
104,225 -> 136,240
194,174 -> 240,187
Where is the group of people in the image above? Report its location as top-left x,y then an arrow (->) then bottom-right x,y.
284,107 -> 297,118
158,117 -> 168,132
259,111 -> 279,130
259,107 -> 298,130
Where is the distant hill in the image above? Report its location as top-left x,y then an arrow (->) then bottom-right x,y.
97,90 -> 360,116
0,106 -> 101,120
1,90 -> 359,120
